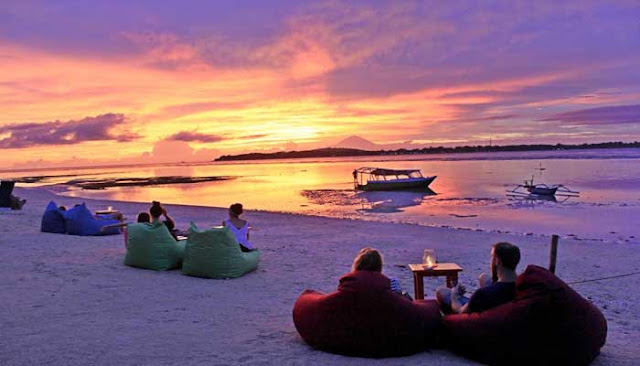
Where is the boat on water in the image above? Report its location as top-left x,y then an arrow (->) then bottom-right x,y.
353,167 -> 436,191
507,176 -> 579,197
525,182 -> 558,196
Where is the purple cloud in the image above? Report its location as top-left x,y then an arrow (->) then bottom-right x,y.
540,105 -> 640,125
0,113 -> 137,148
239,134 -> 269,140
159,101 -> 249,118
166,131 -> 224,143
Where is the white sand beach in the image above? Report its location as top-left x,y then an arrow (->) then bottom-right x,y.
1,186 -> 639,365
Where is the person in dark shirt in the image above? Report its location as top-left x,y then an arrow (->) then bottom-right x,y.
149,201 -> 178,240
436,242 -> 520,314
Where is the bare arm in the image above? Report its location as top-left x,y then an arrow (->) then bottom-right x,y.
450,284 -> 470,314
100,222 -> 127,232
163,209 -> 175,229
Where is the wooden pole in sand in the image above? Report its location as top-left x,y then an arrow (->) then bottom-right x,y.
549,234 -> 559,274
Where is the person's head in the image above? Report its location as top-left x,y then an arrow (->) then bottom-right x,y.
137,212 -> 151,223
491,242 -> 521,282
352,247 -> 383,272
59,206 -> 67,211
150,201 -> 163,219
229,203 -> 243,218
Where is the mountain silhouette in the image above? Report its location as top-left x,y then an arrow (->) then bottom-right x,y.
334,135 -> 381,150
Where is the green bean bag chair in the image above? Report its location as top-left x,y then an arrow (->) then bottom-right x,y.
124,222 -> 185,271
182,222 -> 259,279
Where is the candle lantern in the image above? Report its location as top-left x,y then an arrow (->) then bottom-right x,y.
423,249 -> 436,269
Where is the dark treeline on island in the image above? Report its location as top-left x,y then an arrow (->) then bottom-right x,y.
214,141 -> 640,162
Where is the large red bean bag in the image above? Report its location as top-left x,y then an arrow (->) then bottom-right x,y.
443,265 -> 607,365
292,270 -> 441,357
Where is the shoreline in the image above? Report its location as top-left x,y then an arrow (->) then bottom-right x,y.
46,184 -> 575,244
1,187 -> 639,365
51,183 -> 639,246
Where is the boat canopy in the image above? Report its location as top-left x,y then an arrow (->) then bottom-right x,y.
354,167 -> 420,176
356,167 -> 420,175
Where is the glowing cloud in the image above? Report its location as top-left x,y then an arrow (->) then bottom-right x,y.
0,1 -> 639,167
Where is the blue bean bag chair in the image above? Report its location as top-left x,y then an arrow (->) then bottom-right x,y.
124,222 -> 185,271
41,201 -> 67,234
64,203 -> 121,236
293,270 -> 442,357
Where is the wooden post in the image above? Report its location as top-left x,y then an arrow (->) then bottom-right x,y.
549,234 -> 559,274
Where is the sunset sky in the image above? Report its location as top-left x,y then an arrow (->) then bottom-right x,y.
1,1 -> 639,168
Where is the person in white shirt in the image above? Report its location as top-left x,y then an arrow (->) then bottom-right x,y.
222,203 -> 254,252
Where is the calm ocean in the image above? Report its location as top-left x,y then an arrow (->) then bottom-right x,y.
6,148 -> 640,244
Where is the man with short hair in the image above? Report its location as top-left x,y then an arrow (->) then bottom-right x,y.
436,242 -> 521,314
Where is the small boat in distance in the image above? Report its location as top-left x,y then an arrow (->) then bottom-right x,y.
507,176 -> 579,197
525,179 -> 558,196
353,167 -> 436,191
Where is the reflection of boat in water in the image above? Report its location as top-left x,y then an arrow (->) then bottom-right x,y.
507,193 -> 558,204
357,188 -> 437,213
353,167 -> 436,191
506,192 -> 583,209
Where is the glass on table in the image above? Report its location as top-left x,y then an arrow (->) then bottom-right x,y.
423,249 -> 436,269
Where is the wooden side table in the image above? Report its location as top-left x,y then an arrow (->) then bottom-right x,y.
408,263 -> 463,300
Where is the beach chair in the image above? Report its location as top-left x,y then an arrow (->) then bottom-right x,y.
124,222 -> 185,270
0,181 -> 15,208
182,223 -> 259,279
293,270 -> 441,357
442,265 -> 607,365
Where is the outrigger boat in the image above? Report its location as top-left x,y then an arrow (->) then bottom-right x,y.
507,175 -> 579,198
353,167 -> 436,191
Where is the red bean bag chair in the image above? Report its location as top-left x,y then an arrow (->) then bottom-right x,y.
442,265 -> 607,365
292,270 -> 441,357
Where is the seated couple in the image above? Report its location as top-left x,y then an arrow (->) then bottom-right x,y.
350,242 -> 521,315
103,201 -> 178,239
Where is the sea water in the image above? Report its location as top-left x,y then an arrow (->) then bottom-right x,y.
5,148 -> 640,244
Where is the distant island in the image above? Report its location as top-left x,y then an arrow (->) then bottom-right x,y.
214,141 -> 640,161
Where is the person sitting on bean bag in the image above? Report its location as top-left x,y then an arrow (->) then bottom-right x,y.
436,242 -> 520,314
222,203 -> 255,252
442,264 -> 607,365
102,212 -> 152,248
149,201 -> 180,240
292,248 -> 441,358
181,222 -> 259,279
123,219 -> 185,271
